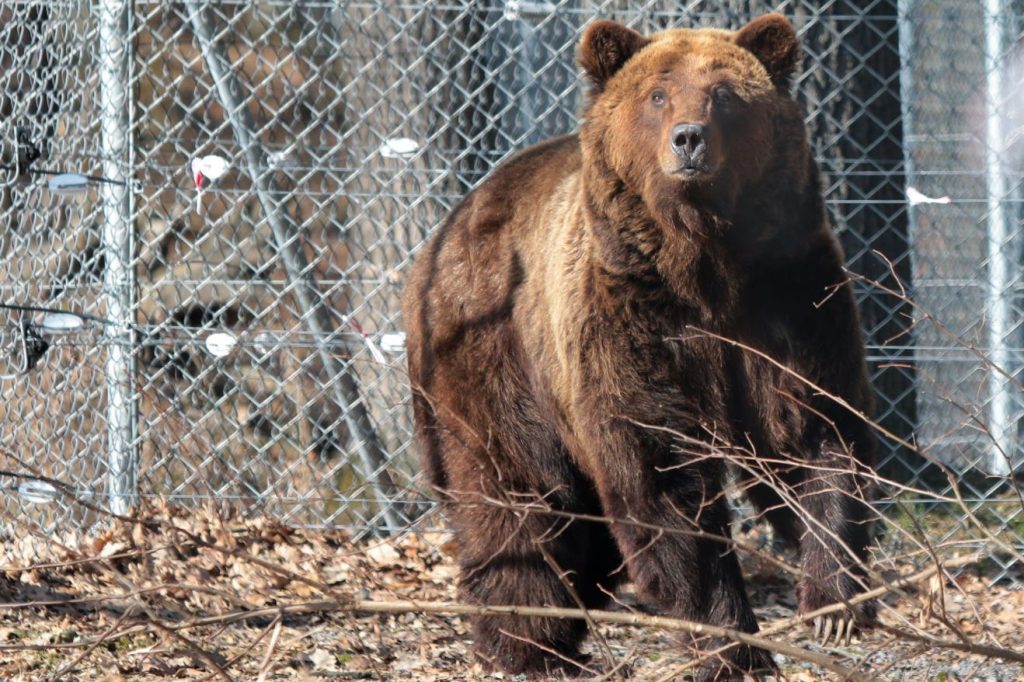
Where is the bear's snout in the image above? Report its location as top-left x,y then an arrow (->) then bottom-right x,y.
669,122 -> 709,175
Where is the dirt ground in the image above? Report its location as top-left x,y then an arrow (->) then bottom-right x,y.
0,504 -> 1021,681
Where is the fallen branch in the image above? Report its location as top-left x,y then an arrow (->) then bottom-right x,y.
132,598 -> 868,680
0,596 -> 864,679
878,623 -> 1024,665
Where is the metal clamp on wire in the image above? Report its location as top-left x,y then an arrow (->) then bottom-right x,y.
0,319 -> 50,378
0,126 -> 41,188
16,127 -> 41,176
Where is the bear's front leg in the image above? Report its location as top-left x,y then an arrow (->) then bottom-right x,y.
794,439 -> 876,645
575,400 -> 776,681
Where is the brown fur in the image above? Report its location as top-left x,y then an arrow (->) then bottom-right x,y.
403,13 -> 875,680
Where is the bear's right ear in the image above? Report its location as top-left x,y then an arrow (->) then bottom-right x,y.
578,20 -> 650,89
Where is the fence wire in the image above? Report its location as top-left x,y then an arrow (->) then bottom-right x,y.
0,0 -> 1022,580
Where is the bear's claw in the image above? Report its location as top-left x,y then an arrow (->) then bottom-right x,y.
812,614 -> 856,646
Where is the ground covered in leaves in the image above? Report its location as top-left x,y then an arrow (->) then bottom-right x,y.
0,505 -> 1021,681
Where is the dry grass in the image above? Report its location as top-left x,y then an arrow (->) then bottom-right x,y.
0,502 -> 1021,681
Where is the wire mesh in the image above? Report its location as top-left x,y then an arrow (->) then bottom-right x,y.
0,0 -> 1021,579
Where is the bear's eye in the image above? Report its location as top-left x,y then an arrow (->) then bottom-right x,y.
650,89 -> 667,108
712,86 -> 735,109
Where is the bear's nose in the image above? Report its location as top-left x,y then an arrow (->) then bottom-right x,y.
670,123 -> 707,163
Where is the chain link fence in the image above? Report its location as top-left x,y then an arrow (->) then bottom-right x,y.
0,1 -> 1022,578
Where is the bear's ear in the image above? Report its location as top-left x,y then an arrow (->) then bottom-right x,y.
734,13 -> 800,89
578,20 -> 650,89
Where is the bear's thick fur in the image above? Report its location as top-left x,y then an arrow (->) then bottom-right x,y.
403,13 -> 876,679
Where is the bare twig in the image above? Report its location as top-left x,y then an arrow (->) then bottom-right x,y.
148,618 -> 234,682
256,618 -> 283,682
47,606 -> 137,681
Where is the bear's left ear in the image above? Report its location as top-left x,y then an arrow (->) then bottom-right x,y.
578,20 -> 650,90
734,13 -> 800,89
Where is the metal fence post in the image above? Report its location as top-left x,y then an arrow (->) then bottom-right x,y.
897,0 -> 917,263
98,0 -> 137,515
983,0 -> 1015,476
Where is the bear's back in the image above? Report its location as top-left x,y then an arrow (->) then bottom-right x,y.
403,134 -> 582,349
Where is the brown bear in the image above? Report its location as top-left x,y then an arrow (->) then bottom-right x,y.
403,12 -> 876,680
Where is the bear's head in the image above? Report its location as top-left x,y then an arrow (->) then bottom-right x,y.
578,14 -> 802,222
